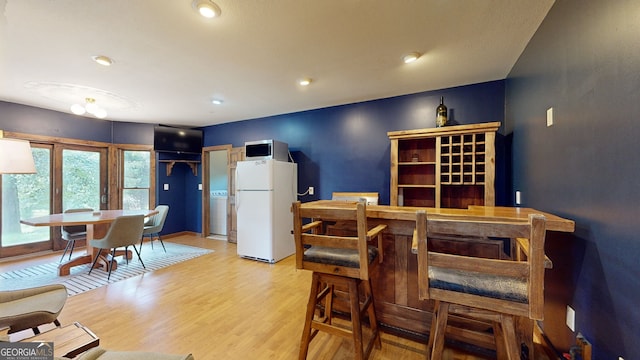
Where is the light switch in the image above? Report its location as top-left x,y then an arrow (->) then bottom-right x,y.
163,184 -> 169,191
547,107 -> 554,127
566,305 -> 575,332
198,184 -> 202,190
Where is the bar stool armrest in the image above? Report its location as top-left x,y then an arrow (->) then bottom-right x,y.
367,224 -> 387,263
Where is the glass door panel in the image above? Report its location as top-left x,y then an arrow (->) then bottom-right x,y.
1,145 -> 52,256
62,149 -> 102,211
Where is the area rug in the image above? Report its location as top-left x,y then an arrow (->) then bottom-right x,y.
0,242 -> 213,296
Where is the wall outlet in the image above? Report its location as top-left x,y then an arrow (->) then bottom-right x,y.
198,183 -> 202,190
308,186 -> 314,195
163,183 -> 169,191
566,305 -> 576,332
515,191 -> 522,205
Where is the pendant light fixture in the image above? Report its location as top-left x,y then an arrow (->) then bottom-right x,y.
70,97 -> 107,119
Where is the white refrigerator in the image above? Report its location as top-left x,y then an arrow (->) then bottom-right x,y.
236,159 -> 298,263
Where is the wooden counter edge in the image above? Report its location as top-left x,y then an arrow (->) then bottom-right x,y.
301,201 -> 575,233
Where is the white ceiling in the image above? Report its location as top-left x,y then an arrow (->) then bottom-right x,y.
0,0 -> 554,127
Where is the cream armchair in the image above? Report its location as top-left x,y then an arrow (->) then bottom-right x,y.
0,284 -> 67,334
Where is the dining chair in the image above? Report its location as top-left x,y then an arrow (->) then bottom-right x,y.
140,205 -> 169,252
292,200 -> 387,360
89,214 -> 145,280
60,208 -> 93,262
415,210 -> 547,360
0,284 -> 67,334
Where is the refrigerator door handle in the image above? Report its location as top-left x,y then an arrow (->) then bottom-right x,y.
235,168 -> 240,212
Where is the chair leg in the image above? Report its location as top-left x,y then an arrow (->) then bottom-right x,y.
323,282 -> 334,324
68,239 -> 75,259
88,249 -> 103,275
299,272 -> 321,360
157,234 -> 167,252
107,248 -> 116,280
493,320 -> 507,358
425,300 -> 439,359
363,279 -> 381,350
60,240 -> 75,262
498,314 -> 520,360
430,301 -> 449,360
348,278 -> 365,360
131,244 -> 146,269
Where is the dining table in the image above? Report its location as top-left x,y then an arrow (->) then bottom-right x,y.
20,209 -> 158,276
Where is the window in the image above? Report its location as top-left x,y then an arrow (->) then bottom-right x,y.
122,150 -> 151,210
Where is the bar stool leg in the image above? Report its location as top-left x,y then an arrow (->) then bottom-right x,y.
430,302 -> 449,359
363,279 -> 381,350
348,278 -> 364,360
299,272 -> 320,360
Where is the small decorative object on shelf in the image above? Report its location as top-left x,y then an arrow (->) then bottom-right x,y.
412,153 -> 419,162
436,96 -> 447,127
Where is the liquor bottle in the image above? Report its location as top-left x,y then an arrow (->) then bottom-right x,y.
436,96 -> 447,127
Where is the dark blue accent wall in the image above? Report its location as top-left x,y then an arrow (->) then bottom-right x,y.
0,101 -> 153,145
155,153 -> 203,234
506,0 -> 640,358
1,81 -> 507,261
113,121 -> 154,145
0,102 -> 113,142
204,80 -> 507,206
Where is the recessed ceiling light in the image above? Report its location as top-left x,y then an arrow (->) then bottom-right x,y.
402,52 -> 421,64
298,78 -> 312,86
212,99 -> 224,105
92,55 -> 113,66
192,0 -> 221,18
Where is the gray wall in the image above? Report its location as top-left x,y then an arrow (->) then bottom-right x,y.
506,0 -> 640,358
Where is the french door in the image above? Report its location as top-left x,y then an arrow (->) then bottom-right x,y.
0,143 -> 107,258
57,145 -> 107,213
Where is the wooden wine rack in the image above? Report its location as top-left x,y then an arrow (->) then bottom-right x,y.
388,122 -> 500,209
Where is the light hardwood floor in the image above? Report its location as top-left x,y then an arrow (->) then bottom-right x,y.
0,234 -> 552,359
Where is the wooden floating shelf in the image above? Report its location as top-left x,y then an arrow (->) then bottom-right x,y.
159,160 -> 201,176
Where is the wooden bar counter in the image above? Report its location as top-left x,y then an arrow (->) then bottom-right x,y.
299,200 -> 575,355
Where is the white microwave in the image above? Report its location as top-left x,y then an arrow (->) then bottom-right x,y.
244,140 -> 289,161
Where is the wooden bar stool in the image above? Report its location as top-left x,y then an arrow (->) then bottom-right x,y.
414,211 -> 547,359
292,200 -> 386,360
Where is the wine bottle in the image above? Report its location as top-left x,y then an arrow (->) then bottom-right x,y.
436,96 -> 447,127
